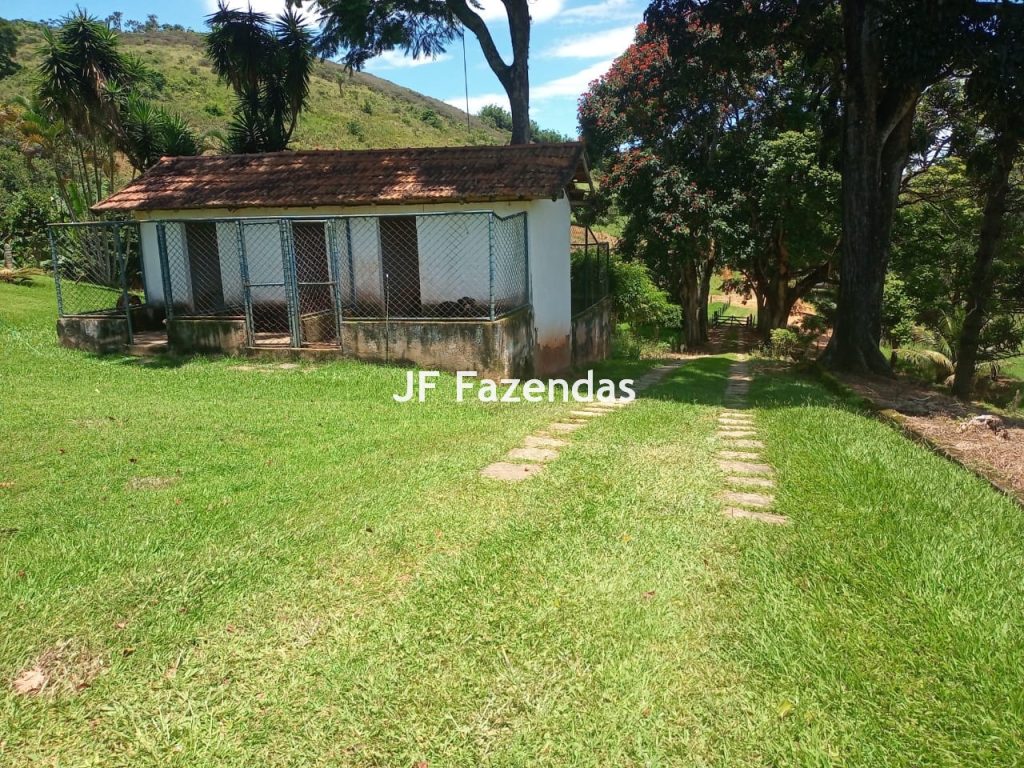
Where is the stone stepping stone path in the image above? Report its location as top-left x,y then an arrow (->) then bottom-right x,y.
715,358 -> 789,525
480,361 -> 684,481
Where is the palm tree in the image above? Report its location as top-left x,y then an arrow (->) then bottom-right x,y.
30,10 -> 202,215
206,2 -> 314,153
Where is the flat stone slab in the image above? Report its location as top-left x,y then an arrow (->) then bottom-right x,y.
550,422 -> 585,432
718,429 -> 758,438
569,410 -> 604,418
524,435 -> 567,448
720,490 -> 773,507
725,439 -> 764,449
723,508 -> 790,525
507,447 -> 559,462
719,417 -> 754,425
718,450 -> 761,460
724,475 -> 775,489
718,460 -> 773,475
481,462 -> 544,481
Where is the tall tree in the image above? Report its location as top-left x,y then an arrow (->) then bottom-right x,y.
646,0 -> 998,374
581,26 -> 728,347
952,1 -> 1024,399
309,0 -> 533,143
206,3 -> 315,154
583,15 -> 838,344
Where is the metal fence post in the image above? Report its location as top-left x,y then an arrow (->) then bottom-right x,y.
521,213 -> 530,306
236,221 -> 255,348
113,223 -> 134,345
156,222 -> 174,321
279,219 -> 301,348
326,220 -> 345,351
48,226 -> 64,316
487,213 -> 496,321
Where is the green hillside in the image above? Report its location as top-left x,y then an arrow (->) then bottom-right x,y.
0,19 -> 508,150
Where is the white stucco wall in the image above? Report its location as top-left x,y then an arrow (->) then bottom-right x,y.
133,196 -> 573,373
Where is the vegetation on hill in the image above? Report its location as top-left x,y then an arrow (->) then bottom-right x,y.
0,19 -> 506,150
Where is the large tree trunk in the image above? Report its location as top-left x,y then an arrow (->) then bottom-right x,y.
952,132 -> 1018,400
678,261 -> 703,349
697,260 -> 712,343
504,0 -> 531,144
820,0 -> 918,375
752,234 -> 829,341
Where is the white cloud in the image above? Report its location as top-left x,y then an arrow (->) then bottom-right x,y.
533,59 -> 613,99
474,0 -> 565,23
560,0 -> 640,22
444,92 -> 510,115
545,25 -> 635,59
369,50 -> 453,69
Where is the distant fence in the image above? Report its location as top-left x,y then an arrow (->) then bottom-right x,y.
570,227 -> 610,317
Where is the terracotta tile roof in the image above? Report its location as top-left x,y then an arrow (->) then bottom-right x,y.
93,143 -> 590,212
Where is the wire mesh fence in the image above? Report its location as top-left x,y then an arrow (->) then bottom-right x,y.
129,211 -> 530,348
50,221 -> 144,319
51,212 -> 531,349
571,228 -> 611,317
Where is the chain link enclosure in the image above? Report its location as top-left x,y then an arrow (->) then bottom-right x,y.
53,211 -> 531,350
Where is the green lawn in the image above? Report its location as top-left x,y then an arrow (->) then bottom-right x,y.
1002,355 -> 1024,382
2,281 -> 1023,766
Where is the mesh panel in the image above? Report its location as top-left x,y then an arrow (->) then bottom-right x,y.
415,213 -> 490,318
291,220 -> 338,344
492,212 -> 529,316
243,221 -> 291,346
570,234 -> 610,316
51,222 -> 142,317
161,221 -> 244,318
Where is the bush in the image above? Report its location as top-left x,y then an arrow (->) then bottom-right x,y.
609,256 -> 680,329
767,328 -> 803,359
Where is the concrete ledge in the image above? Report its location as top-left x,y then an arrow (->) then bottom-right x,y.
336,307 -> 535,378
571,296 -> 613,367
57,314 -> 129,354
168,316 -> 247,356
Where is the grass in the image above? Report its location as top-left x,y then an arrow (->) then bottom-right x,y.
3,280 -> 1024,766
709,298 -> 756,319
1002,355 -> 1024,382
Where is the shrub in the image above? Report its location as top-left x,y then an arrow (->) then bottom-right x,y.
609,256 -> 680,329
768,328 -> 803,359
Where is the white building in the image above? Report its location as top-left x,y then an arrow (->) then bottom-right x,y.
66,143 -> 610,376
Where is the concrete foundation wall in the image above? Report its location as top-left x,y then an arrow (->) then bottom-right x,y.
339,307 -> 534,378
56,306 -> 165,354
57,315 -> 130,354
168,316 -> 247,355
571,297 -> 613,367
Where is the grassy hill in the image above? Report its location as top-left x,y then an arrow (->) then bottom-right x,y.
0,19 -> 508,150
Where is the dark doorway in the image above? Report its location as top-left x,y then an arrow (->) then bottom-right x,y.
379,216 -> 421,317
185,222 -> 225,313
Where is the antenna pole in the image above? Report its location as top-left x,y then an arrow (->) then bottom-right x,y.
462,25 -> 471,135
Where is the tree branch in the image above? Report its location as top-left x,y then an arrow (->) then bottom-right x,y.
446,0 -> 510,85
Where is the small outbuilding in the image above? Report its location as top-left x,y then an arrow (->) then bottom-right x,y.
50,143 -> 612,376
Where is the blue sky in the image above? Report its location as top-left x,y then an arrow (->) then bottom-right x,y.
13,0 -> 645,137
